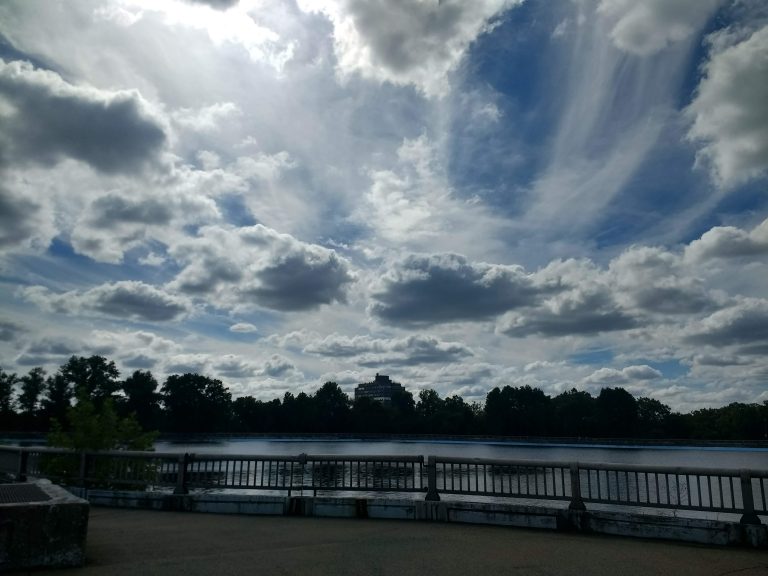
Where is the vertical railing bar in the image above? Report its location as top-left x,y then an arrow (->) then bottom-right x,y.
675,473 -> 681,506
695,474 -> 702,508
717,476 -> 724,509
729,476 -> 736,510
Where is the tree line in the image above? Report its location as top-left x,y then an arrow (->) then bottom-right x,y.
1,355 -> 766,441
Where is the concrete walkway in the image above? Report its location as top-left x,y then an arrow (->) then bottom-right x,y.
34,508 -> 768,576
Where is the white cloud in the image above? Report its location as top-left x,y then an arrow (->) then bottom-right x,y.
583,364 -> 662,386
20,281 -> 192,322
358,135 -> 510,259
0,58 -> 168,174
370,252 -> 538,326
172,101 -> 241,132
297,0 -> 520,96
168,224 -> 355,312
98,0 -> 296,73
685,217 -> 768,262
686,25 -> 768,187
303,333 -> 474,366
229,322 -> 258,333
598,0 -> 722,56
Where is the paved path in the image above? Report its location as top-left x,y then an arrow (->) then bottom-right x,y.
37,508 -> 768,576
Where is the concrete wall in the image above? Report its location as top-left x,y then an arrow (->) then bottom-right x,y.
0,481 -> 88,571
83,489 -> 767,548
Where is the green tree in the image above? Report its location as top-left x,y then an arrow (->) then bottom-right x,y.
636,397 -> 672,438
352,396 -> 390,433
60,355 -> 120,405
45,393 -> 157,487
161,373 -> 232,433
18,367 -> 46,430
595,387 -> 638,437
551,389 -> 595,437
41,373 -> 73,426
416,389 -> 443,433
0,367 -> 18,430
48,395 -> 156,451
313,382 -> 351,433
121,370 -> 161,430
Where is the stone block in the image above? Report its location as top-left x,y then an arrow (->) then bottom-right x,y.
0,480 -> 88,571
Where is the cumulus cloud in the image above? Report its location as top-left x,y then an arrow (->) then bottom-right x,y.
370,253 -> 538,326
186,0 -> 240,11
686,298 -> 768,348
70,184 -> 220,263
0,319 -> 24,342
229,322 -> 258,333
598,0 -> 722,56
171,101 -> 240,132
583,364 -> 662,386
0,59 -> 167,174
498,258 -> 637,337
685,218 -> 768,261
304,333 -> 474,366
686,25 -> 768,187
610,246 -> 715,315
20,282 -> 191,322
169,224 -> 355,311
0,185 -> 53,251
298,0 -> 520,96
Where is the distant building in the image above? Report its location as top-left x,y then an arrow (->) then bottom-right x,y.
354,373 -> 405,406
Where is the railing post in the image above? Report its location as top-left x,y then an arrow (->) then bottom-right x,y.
425,456 -> 440,501
15,449 -> 28,482
739,470 -> 761,525
568,462 -> 586,511
174,453 -> 190,495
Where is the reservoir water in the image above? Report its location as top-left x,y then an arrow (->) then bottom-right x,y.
154,437 -> 768,470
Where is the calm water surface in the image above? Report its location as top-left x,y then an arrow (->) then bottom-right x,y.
154,437 -> 768,469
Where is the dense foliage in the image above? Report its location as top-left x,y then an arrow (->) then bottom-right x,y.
0,357 -> 766,441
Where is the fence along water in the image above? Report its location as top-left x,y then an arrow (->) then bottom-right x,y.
1,446 -> 765,525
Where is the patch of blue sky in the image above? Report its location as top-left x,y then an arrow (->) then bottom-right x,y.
11,239 -> 134,290
445,3 -> 562,209
184,311 -> 271,342
637,359 -> 689,379
592,124 -> 706,248
217,194 -> 257,227
568,348 -> 615,366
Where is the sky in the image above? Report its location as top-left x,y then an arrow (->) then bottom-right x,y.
0,0 -> 767,412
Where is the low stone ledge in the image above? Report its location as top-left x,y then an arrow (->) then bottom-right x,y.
0,480 -> 88,571
570,509 -> 768,548
82,489 -> 767,548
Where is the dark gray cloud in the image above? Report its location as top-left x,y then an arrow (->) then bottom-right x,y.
686,299 -> 768,347
499,290 -> 638,337
259,355 -> 296,378
88,282 -> 189,321
630,285 -> 714,315
685,219 -> 768,261
26,339 -> 78,356
21,282 -> 190,322
304,333 -> 473,366
169,225 -> 354,312
242,253 -> 353,311
0,185 -> 45,249
0,59 -> 167,174
0,319 -> 24,342
122,354 -> 158,369
370,254 -> 539,326
186,0 -> 239,9
88,195 -> 174,228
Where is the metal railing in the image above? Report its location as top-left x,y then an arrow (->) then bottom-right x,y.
1,446 -> 765,525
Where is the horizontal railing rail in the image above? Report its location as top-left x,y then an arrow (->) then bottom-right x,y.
1,446 -> 764,525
